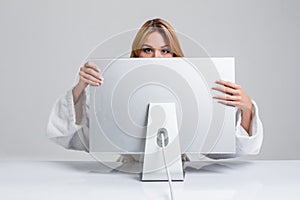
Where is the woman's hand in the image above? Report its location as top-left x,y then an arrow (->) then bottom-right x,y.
212,80 -> 253,136
79,61 -> 103,87
72,61 -> 104,103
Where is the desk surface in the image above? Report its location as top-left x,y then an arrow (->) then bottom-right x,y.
0,160 -> 299,200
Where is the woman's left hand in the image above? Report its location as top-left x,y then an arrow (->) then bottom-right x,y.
212,80 -> 252,112
212,80 -> 253,135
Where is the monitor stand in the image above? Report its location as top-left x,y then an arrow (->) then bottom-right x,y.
141,103 -> 184,181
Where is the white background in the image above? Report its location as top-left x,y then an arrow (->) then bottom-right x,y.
0,0 -> 299,160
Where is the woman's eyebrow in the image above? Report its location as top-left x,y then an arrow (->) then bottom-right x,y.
141,44 -> 152,48
160,44 -> 169,48
142,44 -> 169,48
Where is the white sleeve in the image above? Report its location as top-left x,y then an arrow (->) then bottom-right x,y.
235,100 -> 263,155
46,88 -> 90,152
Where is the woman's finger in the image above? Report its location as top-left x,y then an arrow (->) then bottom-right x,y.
212,85 -> 240,95
85,61 -> 100,72
216,80 -> 241,90
213,94 -> 241,101
80,75 -> 103,86
217,100 -> 240,107
80,65 -> 102,81
79,71 -> 103,85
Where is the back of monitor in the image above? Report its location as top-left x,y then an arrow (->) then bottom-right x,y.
89,58 -> 235,156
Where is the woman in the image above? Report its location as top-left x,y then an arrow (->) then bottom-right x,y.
47,18 -> 263,156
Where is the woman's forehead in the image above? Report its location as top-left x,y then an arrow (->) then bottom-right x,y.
143,32 -> 169,47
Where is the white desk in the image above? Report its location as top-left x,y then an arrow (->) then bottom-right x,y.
0,160 -> 299,200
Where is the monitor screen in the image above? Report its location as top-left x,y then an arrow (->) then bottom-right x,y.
89,58 -> 235,158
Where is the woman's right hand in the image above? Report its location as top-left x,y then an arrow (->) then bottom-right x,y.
79,61 -> 103,87
72,61 -> 104,103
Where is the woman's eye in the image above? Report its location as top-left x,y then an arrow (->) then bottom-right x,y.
161,49 -> 170,54
142,48 -> 152,54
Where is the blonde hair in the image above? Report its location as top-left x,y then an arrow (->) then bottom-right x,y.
130,18 -> 184,58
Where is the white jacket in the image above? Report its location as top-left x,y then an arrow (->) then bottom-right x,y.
46,88 -> 263,155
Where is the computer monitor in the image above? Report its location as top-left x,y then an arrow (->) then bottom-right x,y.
89,57 -> 235,180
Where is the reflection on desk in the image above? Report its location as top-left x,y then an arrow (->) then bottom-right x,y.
0,160 -> 299,200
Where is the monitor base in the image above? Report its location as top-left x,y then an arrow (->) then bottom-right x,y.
141,103 -> 184,182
